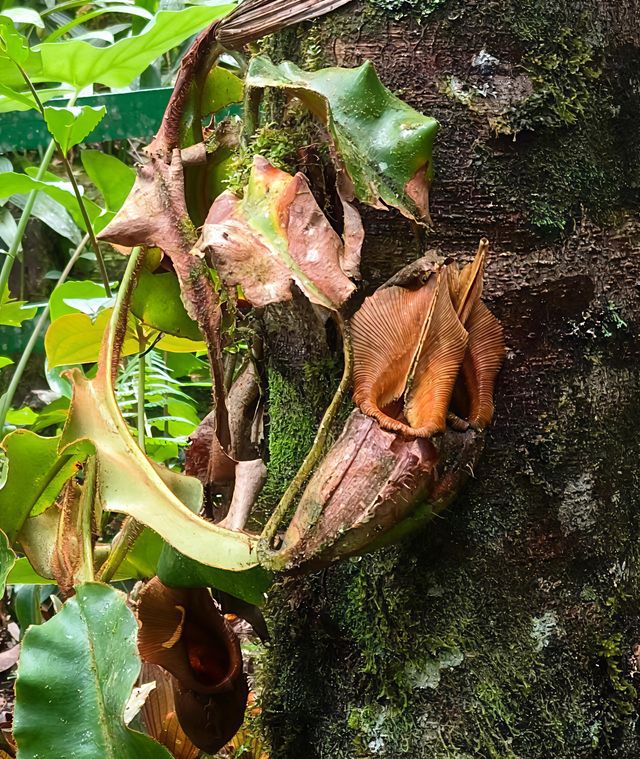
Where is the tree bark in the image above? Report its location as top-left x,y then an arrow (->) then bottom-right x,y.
259,1 -> 640,756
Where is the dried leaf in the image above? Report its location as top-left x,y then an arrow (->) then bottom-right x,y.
0,645 -> 19,674
201,156 -> 356,311
217,0 -> 355,48
185,411 -> 236,485
447,239 -> 505,429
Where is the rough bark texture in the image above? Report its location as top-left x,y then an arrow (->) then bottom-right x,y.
257,1 -> 640,756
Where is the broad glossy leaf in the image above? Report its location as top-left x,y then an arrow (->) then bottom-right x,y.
0,86 -> 73,114
0,171 -> 102,231
0,206 -> 18,247
0,529 -> 15,597
36,6 -> 235,89
131,270 -> 202,341
7,557 -> 49,584
45,310 -> 138,368
49,279 -> 113,321
81,150 -> 136,213
0,430 -> 89,538
157,546 -> 273,606
201,156 -> 356,310
10,190 -> 82,244
5,407 -> 38,426
43,105 -> 106,154
14,583 -> 172,759
246,56 -> 439,224
0,8 -> 43,29
0,82 -> 33,111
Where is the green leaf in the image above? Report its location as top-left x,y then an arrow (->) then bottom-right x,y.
0,17 -> 29,64
45,310 -> 138,368
112,528 -> 164,580
246,56 -> 440,224
0,529 -> 15,597
157,545 -> 273,606
130,270 -> 202,342
0,8 -> 44,29
36,6 -> 235,89
0,82 -> 34,111
43,105 -> 106,154
81,150 -> 135,213
0,86 -> 73,114
0,171 -> 103,231
202,65 -> 244,114
0,357 -> 13,369
0,430 -> 89,539
49,279 -> 112,321
14,583 -> 172,759
7,556 -> 50,584
0,287 -> 36,326
5,406 -> 38,426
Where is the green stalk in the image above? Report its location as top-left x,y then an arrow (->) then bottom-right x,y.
16,69 -> 112,297
136,327 -> 147,452
0,137 -> 58,301
96,248 -> 146,584
259,316 -> 353,551
0,233 -> 90,430
79,456 -> 97,583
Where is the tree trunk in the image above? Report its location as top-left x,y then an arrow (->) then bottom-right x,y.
259,1 -> 640,756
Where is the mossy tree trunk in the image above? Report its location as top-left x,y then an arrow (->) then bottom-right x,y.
258,1 -> 640,756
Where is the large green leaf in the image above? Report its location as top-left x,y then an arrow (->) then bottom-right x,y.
45,310 -> 138,368
0,430 -> 88,540
0,171 -> 103,231
37,6 -> 235,89
246,56 -> 439,224
14,583 -> 172,759
157,545 -> 273,606
0,86 -> 73,114
81,150 -> 136,213
130,270 -> 202,341
43,105 -> 107,154
48,280 -> 113,321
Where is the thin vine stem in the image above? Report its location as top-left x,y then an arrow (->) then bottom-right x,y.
259,315 -> 353,549
0,137 -> 58,302
136,327 -> 147,452
0,233 -> 90,430
16,67 -> 112,296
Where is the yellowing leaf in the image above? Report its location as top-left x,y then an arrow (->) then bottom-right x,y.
45,310 -> 138,368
